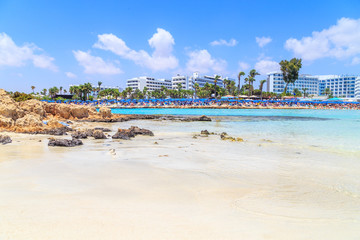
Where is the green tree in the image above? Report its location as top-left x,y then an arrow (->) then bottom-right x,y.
279,58 -> 302,94
293,88 -> 302,97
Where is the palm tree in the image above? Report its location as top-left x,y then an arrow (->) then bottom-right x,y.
259,79 -> 267,100
237,71 -> 245,96
98,81 -> 103,92
142,87 -> 148,99
302,88 -> 308,98
59,86 -> 63,94
42,88 -> 47,96
214,75 -> 220,98
248,69 -> 260,96
31,86 -> 35,94
194,83 -> 200,99
323,88 -> 331,96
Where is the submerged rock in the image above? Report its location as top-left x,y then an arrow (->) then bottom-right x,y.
0,134 -> 12,145
48,138 -> 83,147
182,115 -> 211,122
220,132 -> 244,142
112,126 -> 154,140
201,130 -> 210,135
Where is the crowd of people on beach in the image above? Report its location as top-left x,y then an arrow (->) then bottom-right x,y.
41,98 -> 360,110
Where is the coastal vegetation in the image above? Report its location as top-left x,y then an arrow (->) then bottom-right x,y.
279,58 -> 303,94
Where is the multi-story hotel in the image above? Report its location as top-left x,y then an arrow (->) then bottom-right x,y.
171,75 -> 191,90
267,72 -> 360,99
127,73 -> 231,92
126,76 -> 172,91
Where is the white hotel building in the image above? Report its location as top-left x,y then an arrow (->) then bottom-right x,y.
127,73 -> 230,92
127,76 -> 172,91
267,72 -> 360,99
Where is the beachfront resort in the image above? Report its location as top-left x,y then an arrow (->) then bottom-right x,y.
1,1 -> 360,239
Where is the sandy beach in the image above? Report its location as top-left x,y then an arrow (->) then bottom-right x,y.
1,118 -> 360,240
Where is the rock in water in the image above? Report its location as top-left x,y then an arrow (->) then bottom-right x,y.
182,115 -> 212,122
48,138 -> 83,147
112,126 -> 154,140
0,134 -> 12,145
201,130 -> 210,135
112,129 -> 134,140
129,126 -> 154,136
93,130 -> 107,139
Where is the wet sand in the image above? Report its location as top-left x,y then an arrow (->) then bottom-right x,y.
1,121 -> 360,239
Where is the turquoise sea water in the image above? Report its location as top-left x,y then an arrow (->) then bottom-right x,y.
111,108 -> 360,154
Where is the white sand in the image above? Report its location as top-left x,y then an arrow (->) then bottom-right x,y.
0,122 -> 359,240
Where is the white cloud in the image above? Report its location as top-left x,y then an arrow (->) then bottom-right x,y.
186,49 -> 227,74
351,56 -> 360,65
65,72 -> 77,78
73,50 -> 122,75
285,17 -> 360,61
210,38 -> 238,47
0,32 -> 57,71
238,61 -> 250,71
256,37 -> 272,47
93,28 -> 178,71
255,60 -> 280,75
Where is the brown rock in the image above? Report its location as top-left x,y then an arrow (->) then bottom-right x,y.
99,107 -> 112,118
93,130 -> 107,139
0,115 -> 14,128
70,106 -> 89,119
19,99 -> 46,117
0,89 -> 25,120
15,113 -> 44,127
47,119 -> 64,128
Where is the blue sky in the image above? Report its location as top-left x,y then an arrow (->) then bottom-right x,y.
1,0 -> 360,93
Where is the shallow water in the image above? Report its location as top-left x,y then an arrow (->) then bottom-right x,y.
0,109 -> 360,239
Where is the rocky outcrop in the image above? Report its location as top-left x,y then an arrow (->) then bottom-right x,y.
99,107 -> 112,118
34,127 -> 72,136
15,112 -> 44,128
0,115 -> 14,128
0,134 -> 12,145
48,138 -> 83,147
46,119 -> 65,128
93,130 -> 107,139
19,99 -> 46,117
0,89 -> 25,120
112,126 -> 154,140
69,106 -> 89,119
